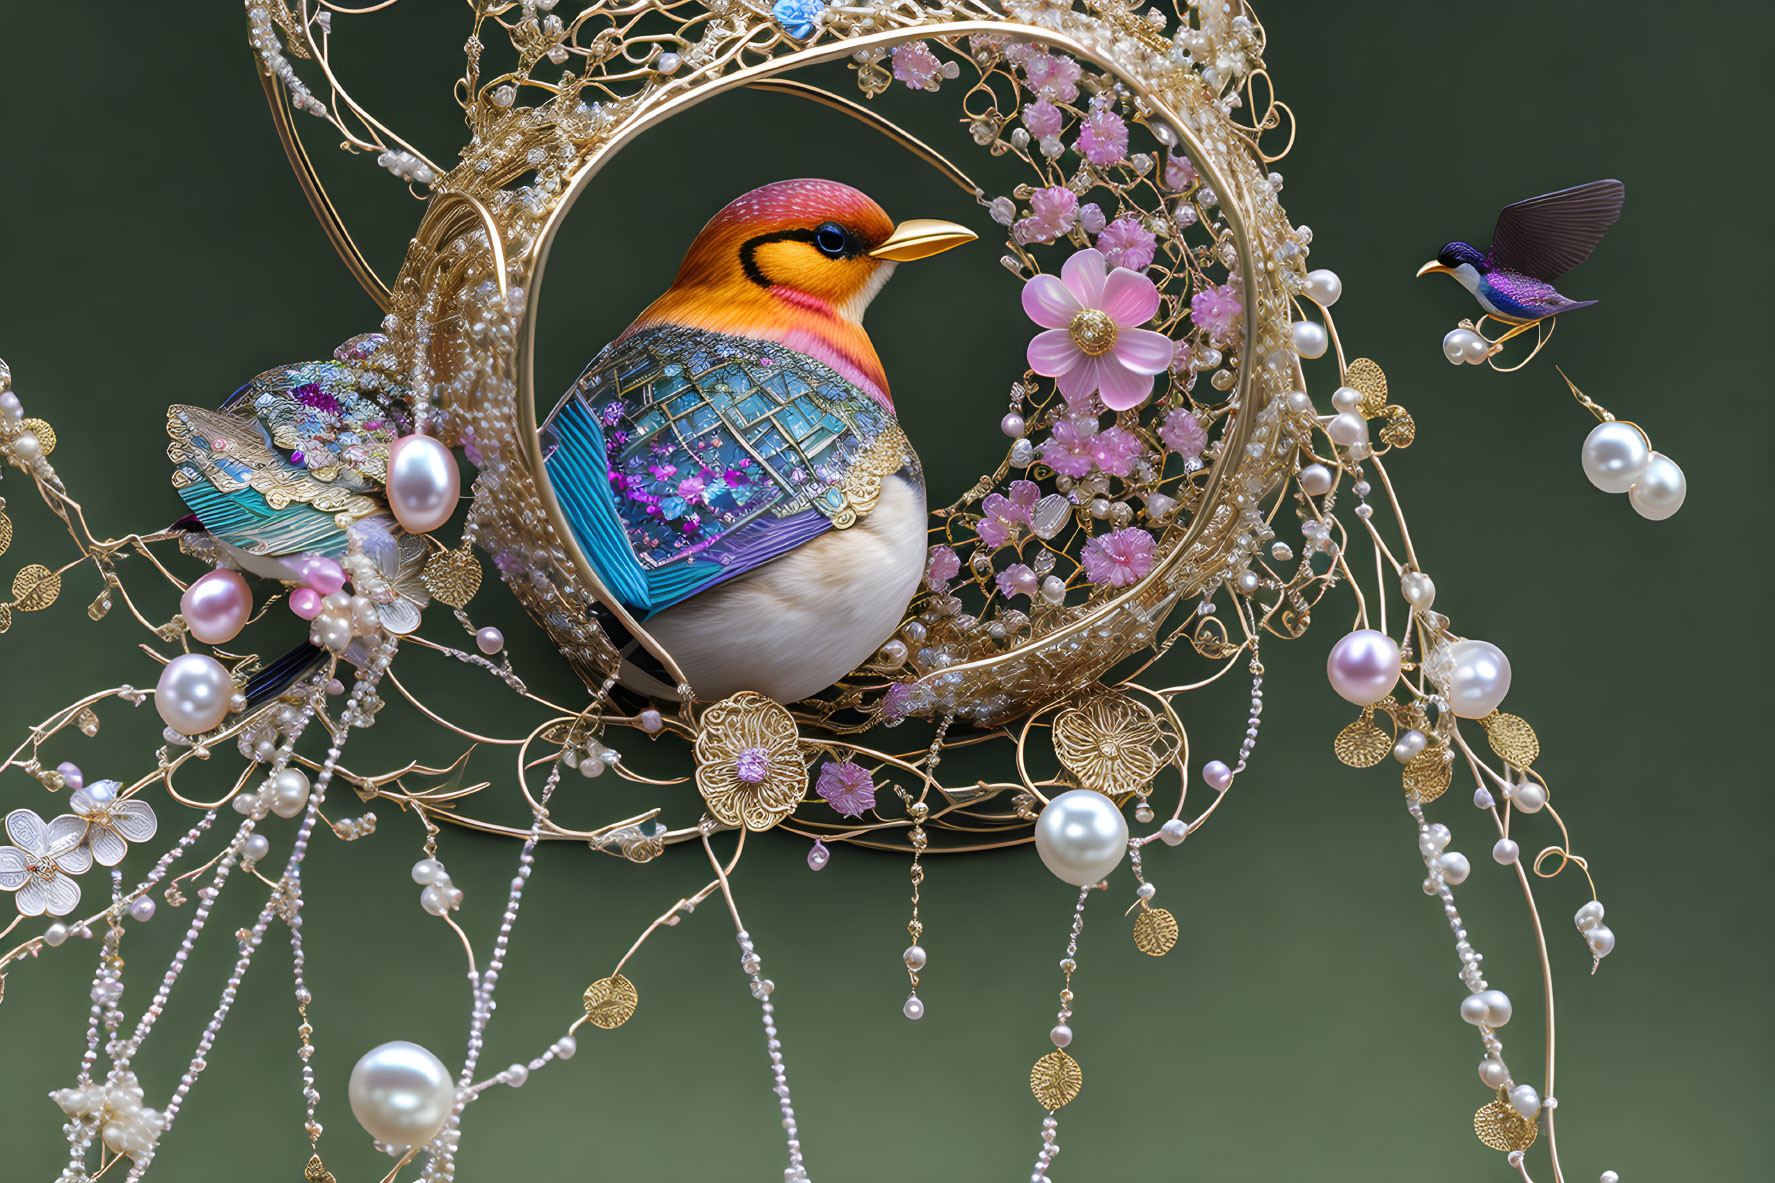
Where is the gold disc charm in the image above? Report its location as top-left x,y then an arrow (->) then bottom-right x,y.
1030,1049 -> 1082,1110
1473,1087 -> 1538,1153
422,546 -> 482,608
1132,907 -> 1178,956
1333,707 -> 1391,768
303,1154 -> 338,1183
1481,711 -> 1540,769
582,973 -> 639,1029
20,418 -> 55,455
1343,357 -> 1389,418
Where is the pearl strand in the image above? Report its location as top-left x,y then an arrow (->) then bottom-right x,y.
736,928 -> 810,1182
1029,887 -> 1092,1183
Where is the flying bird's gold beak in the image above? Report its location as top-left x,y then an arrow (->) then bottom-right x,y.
1416,261 -> 1455,278
868,219 -> 977,263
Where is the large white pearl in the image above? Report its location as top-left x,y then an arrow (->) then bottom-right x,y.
1509,1083 -> 1540,1119
348,1040 -> 455,1147
1443,639 -> 1511,719
1327,412 -> 1369,447
1442,328 -> 1483,365
386,435 -> 461,535
1579,422 -> 1651,494
1628,452 -> 1686,521
1290,320 -> 1329,359
1303,269 -> 1342,307
1325,629 -> 1402,705
1034,789 -> 1129,886
270,769 -> 311,819
1298,463 -> 1334,496
154,654 -> 234,735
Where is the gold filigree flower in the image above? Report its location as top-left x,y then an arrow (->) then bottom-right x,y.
1052,692 -> 1162,795
693,692 -> 806,831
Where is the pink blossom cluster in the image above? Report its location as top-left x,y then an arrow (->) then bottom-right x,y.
1015,186 -> 1079,244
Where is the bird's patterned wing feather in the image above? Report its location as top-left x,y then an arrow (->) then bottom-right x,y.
1488,179 -> 1624,282
166,333 -> 410,559
541,325 -> 911,616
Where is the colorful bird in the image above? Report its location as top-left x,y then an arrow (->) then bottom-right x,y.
541,179 -> 975,703
1416,179 -> 1624,323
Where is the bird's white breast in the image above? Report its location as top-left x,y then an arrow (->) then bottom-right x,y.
640,472 -> 927,703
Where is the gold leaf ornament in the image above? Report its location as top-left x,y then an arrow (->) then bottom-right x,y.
1378,405 -> 1416,449
0,507 -> 12,556
693,692 -> 806,831
1482,711 -> 1540,769
1402,746 -> 1452,804
304,1154 -> 338,1183
422,545 -> 482,608
1473,1087 -> 1538,1153
1342,358 -> 1390,419
1030,1049 -> 1083,1110
1132,907 -> 1178,956
1052,692 -> 1163,795
1333,706 -> 1391,768
582,974 -> 639,1029
12,563 -> 60,611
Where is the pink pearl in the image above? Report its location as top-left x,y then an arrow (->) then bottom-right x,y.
289,588 -> 323,620
181,569 -> 253,645
639,709 -> 663,734
57,762 -> 83,791
294,554 -> 346,595
475,627 -> 504,655
387,435 -> 461,534
1203,760 -> 1233,791
1325,629 -> 1402,706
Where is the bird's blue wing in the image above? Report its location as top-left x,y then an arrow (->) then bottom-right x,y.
541,325 -> 908,616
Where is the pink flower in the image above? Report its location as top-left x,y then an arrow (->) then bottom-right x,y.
1075,101 -> 1128,166
1081,527 -> 1156,587
1015,186 -> 1078,244
678,475 -> 708,504
1022,100 -> 1064,139
1190,283 -> 1242,345
1090,425 -> 1144,477
926,544 -> 960,588
892,42 -> 943,90
1023,248 -> 1174,411
995,563 -> 1038,598
1096,217 -> 1156,271
1039,417 -> 1098,477
978,479 -> 1039,547
1024,51 -> 1082,102
1158,409 -> 1206,459
1164,153 -> 1197,191
815,760 -> 877,818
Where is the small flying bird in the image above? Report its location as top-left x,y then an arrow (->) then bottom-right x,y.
1416,179 -> 1624,323
541,179 -> 975,703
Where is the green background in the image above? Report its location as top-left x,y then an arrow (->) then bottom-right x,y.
0,2 -> 1768,1180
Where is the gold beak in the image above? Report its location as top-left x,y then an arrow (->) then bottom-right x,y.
1416,261 -> 1454,278
868,218 -> 977,263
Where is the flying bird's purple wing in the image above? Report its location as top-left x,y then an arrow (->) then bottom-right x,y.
1488,179 -> 1625,282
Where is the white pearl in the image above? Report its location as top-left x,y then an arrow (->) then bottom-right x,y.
1459,992 -> 1491,1025
1479,989 -> 1512,1027
1286,390 -> 1314,414
1580,422 -> 1651,494
1509,1083 -> 1540,1119
1400,571 -> 1435,610
420,885 -> 449,916
1478,1058 -> 1510,1089
128,895 -> 157,922
902,995 -> 925,1021
1327,412 -> 1368,446
1442,639 -> 1511,719
1438,852 -> 1471,885
1393,729 -> 1427,763
1462,333 -> 1492,364
386,435 -> 461,535
1513,782 -> 1547,813
45,922 -> 69,947
270,769 -> 311,819
1290,320 -> 1328,358
1298,463 -> 1333,496
154,654 -> 234,735
1586,925 -> 1615,958
902,945 -> 927,971
1033,790 -> 1129,886
1573,900 -> 1605,931
1330,386 -> 1362,413
554,1036 -> 577,1060
1136,882 -> 1156,899
1493,838 -> 1520,865
243,834 -> 270,862
1049,1024 -> 1073,1048
348,1040 -> 455,1147
411,859 -> 444,885
1442,328 -> 1483,365
1158,818 -> 1187,846
1303,269 -> 1342,307
1628,452 -> 1685,521
1600,1171 -> 1620,1183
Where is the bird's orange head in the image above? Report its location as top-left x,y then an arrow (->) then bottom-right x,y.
627,179 -> 974,408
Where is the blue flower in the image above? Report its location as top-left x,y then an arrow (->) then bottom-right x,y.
773,0 -> 825,39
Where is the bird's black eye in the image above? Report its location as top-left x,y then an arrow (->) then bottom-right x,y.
814,223 -> 849,259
